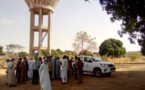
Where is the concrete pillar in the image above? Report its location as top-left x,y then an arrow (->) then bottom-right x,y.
48,11 -> 52,55
29,10 -> 34,58
38,9 -> 42,57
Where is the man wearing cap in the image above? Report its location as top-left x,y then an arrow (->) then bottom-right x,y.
39,58 -> 51,90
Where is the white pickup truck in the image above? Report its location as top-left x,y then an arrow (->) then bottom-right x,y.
78,56 -> 116,77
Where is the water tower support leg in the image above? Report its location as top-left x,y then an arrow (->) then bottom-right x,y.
29,10 -> 34,58
38,9 -> 42,57
48,11 -> 52,55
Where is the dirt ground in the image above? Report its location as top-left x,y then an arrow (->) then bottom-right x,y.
0,64 -> 145,90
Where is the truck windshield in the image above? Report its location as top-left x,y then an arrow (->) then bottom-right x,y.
92,57 -> 103,62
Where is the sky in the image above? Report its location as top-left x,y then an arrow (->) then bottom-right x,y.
0,0 -> 141,53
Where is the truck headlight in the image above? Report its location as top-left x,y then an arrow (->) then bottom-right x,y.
100,64 -> 109,67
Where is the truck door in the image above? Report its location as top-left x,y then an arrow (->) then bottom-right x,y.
83,57 -> 93,72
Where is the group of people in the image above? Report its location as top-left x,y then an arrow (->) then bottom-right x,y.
6,57 -> 30,87
6,58 -> 15,87
6,55 -> 84,90
61,55 -> 84,84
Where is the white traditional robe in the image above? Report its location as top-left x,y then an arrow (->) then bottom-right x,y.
61,59 -> 68,83
39,63 -> 51,90
28,59 -> 35,78
7,61 -> 15,85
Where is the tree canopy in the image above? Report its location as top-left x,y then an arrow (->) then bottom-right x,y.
51,49 -> 60,57
6,44 -> 24,53
79,50 -> 93,56
99,38 -> 126,57
42,49 -> 77,58
72,31 -> 97,55
0,45 -> 3,55
18,51 -> 28,57
98,0 -> 145,55
64,50 -> 77,57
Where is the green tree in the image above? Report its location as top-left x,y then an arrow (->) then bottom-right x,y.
79,50 -> 93,56
6,44 -> 24,53
64,50 -> 77,57
0,45 -> 3,55
56,49 -> 63,55
64,51 -> 72,57
18,51 -> 28,57
42,49 -> 63,57
42,51 -> 48,57
71,51 -> 77,56
16,44 -> 24,52
99,38 -> 126,58
64,51 -> 70,56
51,49 -> 59,56
129,53 -> 140,61
98,0 -> 145,55
6,44 -> 16,53
72,31 -> 97,55
93,52 -> 100,56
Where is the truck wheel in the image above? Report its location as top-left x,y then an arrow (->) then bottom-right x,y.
94,68 -> 102,77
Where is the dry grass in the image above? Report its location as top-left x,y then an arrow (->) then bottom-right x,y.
107,57 -> 145,63
0,60 -> 7,68
116,64 -> 145,71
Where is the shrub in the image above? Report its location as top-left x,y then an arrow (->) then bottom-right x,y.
18,51 -> 28,57
129,53 -> 140,61
0,52 -> 5,56
101,54 -> 108,61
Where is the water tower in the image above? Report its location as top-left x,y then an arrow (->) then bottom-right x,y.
25,0 -> 59,58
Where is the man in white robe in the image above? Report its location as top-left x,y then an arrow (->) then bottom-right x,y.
28,58 -> 35,79
39,59 -> 51,90
61,55 -> 68,84
7,59 -> 15,87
